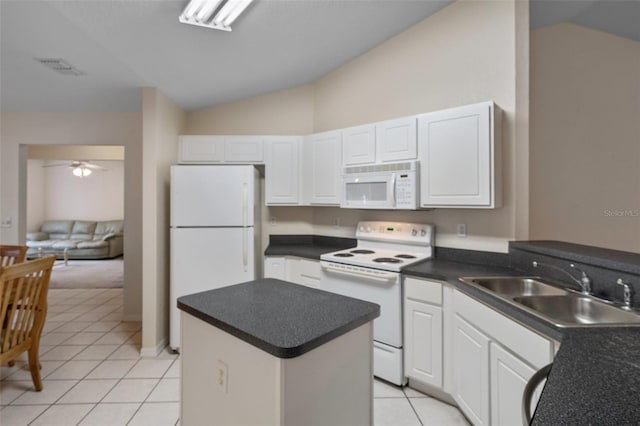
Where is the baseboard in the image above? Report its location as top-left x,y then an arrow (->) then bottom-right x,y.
141,337 -> 168,358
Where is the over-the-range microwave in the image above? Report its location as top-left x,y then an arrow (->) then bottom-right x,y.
341,160 -> 419,210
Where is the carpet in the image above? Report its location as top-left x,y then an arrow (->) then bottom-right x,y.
48,258 -> 124,289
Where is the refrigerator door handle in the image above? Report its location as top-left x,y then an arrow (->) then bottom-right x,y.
242,227 -> 248,271
242,169 -> 249,228
242,169 -> 249,271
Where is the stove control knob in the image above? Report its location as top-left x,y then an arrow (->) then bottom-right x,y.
359,225 -> 365,232
411,228 -> 418,236
421,228 -> 427,237
366,226 -> 372,232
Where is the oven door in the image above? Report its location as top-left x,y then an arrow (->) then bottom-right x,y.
341,173 -> 396,209
319,261 -> 401,347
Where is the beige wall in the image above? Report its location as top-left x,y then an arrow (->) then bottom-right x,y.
311,0 -> 524,252
184,0 -> 528,253
141,88 -> 186,355
186,85 -> 315,135
26,160 -> 124,230
530,23 -> 640,253
0,112 -> 143,321
26,160 -> 45,232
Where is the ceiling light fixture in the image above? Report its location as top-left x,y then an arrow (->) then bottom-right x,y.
72,166 -> 92,177
179,0 -> 254,32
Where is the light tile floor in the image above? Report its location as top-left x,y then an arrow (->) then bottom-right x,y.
1,288 -> 469,426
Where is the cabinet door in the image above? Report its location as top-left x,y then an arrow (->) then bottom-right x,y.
224,136 -> 264,163
289,258 -> 321,288
376,117 -> 417,162
453,314 -> 490,426
265,137 -> 301,205
179,136 -> 225,163
404,299 -> 443,388
264,257 -> 286,280
305,131 -> 342,205
342,124 -> 376,166
419,101 -> 496,207
490,342 -> 537,426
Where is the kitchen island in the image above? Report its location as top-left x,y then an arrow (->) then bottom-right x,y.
177,278 -> 380,426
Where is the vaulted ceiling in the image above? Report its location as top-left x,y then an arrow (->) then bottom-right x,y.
1,0 -> 637,113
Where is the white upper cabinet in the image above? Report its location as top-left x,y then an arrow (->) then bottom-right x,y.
265,136 -> 301,205
179,135 -> 263,164
179,136 -> 225,163
376,117 -> 418,163
342,124 -> 376,166
418,101 -> 501,208
223,136 -> 264,163
304,131 -> 342,205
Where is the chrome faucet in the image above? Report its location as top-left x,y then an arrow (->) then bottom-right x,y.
532,261 -> 592,295
616,279 -> 635,311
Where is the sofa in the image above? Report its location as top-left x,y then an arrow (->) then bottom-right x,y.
26,220 -> 124,260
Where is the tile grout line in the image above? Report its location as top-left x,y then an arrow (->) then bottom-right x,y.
406,396 -> 425,426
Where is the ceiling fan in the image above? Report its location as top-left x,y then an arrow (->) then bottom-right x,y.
43,160 -> 109,177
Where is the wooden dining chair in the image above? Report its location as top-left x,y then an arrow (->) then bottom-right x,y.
0,256 -> 55,391
0,245 -> 27,267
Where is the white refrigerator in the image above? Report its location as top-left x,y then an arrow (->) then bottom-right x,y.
170,165 -> 260,351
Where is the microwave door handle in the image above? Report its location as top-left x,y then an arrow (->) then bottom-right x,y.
390,174 -> 396,206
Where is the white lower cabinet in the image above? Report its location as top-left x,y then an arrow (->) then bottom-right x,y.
453,290 -> 554,426
288,258 -> 321,288
453,314 -> 491,426
264,256 -> 286,280
402,278 -> 555,426
263,256 -> 320,288
490,342 -> 537,426
404,277 -> 443,389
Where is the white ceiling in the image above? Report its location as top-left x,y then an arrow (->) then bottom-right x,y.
1,0 -> 638,113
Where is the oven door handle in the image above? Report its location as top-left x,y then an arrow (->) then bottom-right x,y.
320,261 -> 398,281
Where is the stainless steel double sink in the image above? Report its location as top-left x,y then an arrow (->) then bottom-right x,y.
459,276 -> 640,327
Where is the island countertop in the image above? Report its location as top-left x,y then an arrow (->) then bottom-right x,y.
177,278 -> 380,359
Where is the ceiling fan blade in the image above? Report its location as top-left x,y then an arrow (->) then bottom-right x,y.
83,163 -> 109,171
42,163 -> 71,168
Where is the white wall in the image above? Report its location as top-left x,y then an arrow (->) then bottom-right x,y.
530,23 -> 640,253
26,160 -> 124,227
141,88 -> 186,355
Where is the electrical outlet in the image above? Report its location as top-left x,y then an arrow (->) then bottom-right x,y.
0,217 -> 11,228
456,223 -> 467,237
269,216 -> 277,226
217,360 -> 228,394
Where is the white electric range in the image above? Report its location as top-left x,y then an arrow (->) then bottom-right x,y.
320,221 -> 434,385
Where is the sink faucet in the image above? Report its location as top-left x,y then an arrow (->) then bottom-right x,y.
616,279 -> 635,311
532,261 -> 592,295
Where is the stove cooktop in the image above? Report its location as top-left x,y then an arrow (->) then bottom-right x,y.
320,221 -> 434,272
320,247 -> 431,272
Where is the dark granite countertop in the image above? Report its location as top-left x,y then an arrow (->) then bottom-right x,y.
403,258 -> 564,341
177,279 -> 380,359
511,240 -> 640,275
532,327 -> 640,424
264,234 -> 356,260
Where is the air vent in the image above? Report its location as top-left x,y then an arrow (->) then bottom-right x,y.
34,58 -> 84,76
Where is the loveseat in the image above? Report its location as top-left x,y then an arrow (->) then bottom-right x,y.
26,220 -> 124,260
